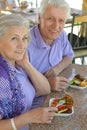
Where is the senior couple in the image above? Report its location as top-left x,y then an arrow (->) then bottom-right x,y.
0,0 -> 74,130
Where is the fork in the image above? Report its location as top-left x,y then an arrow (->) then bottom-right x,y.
69,68 -> 76,80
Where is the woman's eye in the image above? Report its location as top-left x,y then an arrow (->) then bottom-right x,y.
23,37 -> 29,41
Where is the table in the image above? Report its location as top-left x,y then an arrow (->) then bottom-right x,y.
11,7 -> 38,20
0,7 -> 38,25
30,64 -> 87,130
10,7 -> 38,27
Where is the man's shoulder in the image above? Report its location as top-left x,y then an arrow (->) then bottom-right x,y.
30,25 -> 39,40
57,30 -> 68,42
59,30 -> 67,37
30,25 -> 38,34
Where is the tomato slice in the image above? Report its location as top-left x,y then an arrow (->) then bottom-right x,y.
57,104 -> 67,111
51,98 -> 59,107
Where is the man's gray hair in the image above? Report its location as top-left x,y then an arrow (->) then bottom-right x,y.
39,0 -> 70,19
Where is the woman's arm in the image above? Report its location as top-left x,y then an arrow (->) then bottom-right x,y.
24,62 -> 51,96
16,51 -> 51,96
0,107 -> 57,130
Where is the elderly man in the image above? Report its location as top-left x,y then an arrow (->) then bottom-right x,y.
27,0 -> 74,109
28,0 -> 74,93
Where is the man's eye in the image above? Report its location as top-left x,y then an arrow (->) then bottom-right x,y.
59,19 -> 65,24
11,37 -> 17,40
48,17 -> 54,20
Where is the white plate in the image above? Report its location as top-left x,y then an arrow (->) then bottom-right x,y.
68,77 -> 87,90
68,84 -> 87,90
49,98 -> 74,116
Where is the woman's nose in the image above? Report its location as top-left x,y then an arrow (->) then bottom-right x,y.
18,39 -> 24,47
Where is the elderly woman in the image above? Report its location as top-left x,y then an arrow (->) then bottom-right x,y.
0,14 -> 57,130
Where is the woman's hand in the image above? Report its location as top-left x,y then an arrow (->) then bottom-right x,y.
16,51 -> 29,69
27,107 -> 57,124
16,51 -> 51,96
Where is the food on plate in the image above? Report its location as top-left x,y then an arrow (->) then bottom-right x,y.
68,74 -> 87,87
50,95 -> 73,114
80,80 -> 87,86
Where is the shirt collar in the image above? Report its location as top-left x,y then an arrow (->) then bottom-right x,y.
34,25 -> 50,49
34,25 -> 62,49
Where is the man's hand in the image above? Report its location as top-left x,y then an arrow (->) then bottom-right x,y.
44,67 -> 58,78
48,76 -> 68,91
44,57 -> 73,79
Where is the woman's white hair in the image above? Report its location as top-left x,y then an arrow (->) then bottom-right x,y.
39,0 -> 70,19
0,14 -> 29,38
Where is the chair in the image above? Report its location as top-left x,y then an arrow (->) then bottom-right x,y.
65,13 -> 87,64
68,19 -> 87,49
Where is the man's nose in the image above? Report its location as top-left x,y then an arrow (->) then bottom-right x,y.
53,20 -> 59,29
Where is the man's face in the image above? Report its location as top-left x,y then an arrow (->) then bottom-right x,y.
38,5 -> 67,45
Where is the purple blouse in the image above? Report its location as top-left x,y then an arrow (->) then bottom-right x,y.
0,55 -> 35,130
16,66 -> 35,130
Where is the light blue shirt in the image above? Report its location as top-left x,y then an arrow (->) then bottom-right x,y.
27,25 -> 74,110
28,25 -> 74,74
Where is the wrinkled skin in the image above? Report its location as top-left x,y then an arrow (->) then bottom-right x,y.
27,107 -> 57,124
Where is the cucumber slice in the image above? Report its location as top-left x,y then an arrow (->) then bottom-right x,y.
59,99 -> 66,104
74,80 -> 80,85
68,80 -> 74,85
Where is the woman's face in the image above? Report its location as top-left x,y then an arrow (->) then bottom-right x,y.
0,26 -> 29,65
38,5 -> 67,45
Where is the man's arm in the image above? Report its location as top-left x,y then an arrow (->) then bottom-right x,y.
44,56 -> 72,92
44,56 -> 73,79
